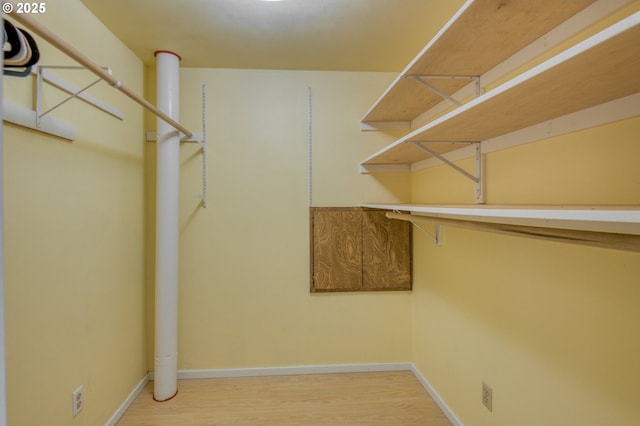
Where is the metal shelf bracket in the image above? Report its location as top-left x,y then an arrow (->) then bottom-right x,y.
405,74 -> 481,106
413,141 -> 485,203
144,85 -> 207,208
390,211 -> 441,246
35,65 -> 124,128
192,84 -> 207,208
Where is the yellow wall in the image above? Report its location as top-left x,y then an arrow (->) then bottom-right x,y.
3,0 -> 147,424
143,68 -> 413,371
411,115 -> 640,425
409,3 -> 640,424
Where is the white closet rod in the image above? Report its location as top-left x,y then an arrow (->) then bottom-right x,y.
6,7 -> 193,139
386,212 -> 640,253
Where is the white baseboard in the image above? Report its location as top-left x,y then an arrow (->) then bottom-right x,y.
175,362 -> 413,379
145,362 -> 412,380
410,364 -> 464,426
110,363 -> 462,426
104,373 -> 150,426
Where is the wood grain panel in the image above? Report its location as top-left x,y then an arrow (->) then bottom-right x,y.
311,208 -> 362,292
363,210 -> 412,290
311,208 -> 412,292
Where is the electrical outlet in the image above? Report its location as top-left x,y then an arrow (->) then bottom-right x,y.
72,385 -> 84,417
482,382 -> 492,412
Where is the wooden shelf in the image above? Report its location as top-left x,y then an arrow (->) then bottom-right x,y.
361,0 -> 597,125
363,203 -> 640,252
363,203 -> 640,234
361,12 -> 640,168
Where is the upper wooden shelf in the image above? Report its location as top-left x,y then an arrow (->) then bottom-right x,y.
361,11 -> 640,168
360,0 -> 597,126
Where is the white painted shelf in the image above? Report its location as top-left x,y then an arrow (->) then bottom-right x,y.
363,204 -> 640,236
361,11 -> 640,169
360,0 -> 597,127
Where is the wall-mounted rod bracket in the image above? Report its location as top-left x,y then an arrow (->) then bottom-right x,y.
405,74 -> 481,106
192,84 -> 207,208
388,211 -> 441,246
3,66 -> 126,141
35,66 -> 120,127
145,132 -> 204,143
8,10 -> 194,139
413,141 -> 484,203
144,86 -> 207,208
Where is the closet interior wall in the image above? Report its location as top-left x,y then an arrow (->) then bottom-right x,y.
2,1 -> 147,425
152,68 -> 415,371
403,1 -> 640,425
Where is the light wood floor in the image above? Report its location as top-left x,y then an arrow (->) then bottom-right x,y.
117,371 -> 452,425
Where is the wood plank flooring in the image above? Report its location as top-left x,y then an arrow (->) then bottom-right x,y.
117,371 -> 452,425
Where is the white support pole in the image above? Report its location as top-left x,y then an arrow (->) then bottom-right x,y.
154,50 -> 181,402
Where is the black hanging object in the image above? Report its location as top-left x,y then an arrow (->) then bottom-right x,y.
3,20 -> 39,77
18,28 -> 39,67
3,20 -> 21,59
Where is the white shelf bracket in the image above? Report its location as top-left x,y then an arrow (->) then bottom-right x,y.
3,66 -> 126,141
405,74 -> 481,106
35,66 -> 125,128
145,132 -> 204,143
389,211 -> 441,246
413,141 -> 485,203
144,85 -> 207,208
193,84 -> 207,208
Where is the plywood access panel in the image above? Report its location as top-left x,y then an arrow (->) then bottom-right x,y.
310,208 -> 411,292
311,208 -> 363,291
362,210 -> 412,290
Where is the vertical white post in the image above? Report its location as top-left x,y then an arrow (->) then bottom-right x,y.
153,50 -> 181,402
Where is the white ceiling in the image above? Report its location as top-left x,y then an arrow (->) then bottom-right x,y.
80,0 -> 465,72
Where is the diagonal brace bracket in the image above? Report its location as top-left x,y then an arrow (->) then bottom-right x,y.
405,75 -> 481,107
413,141 -> 485,203
413,221 -> 442,246
389,211 -> 441,246
35,66 -> 116,128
